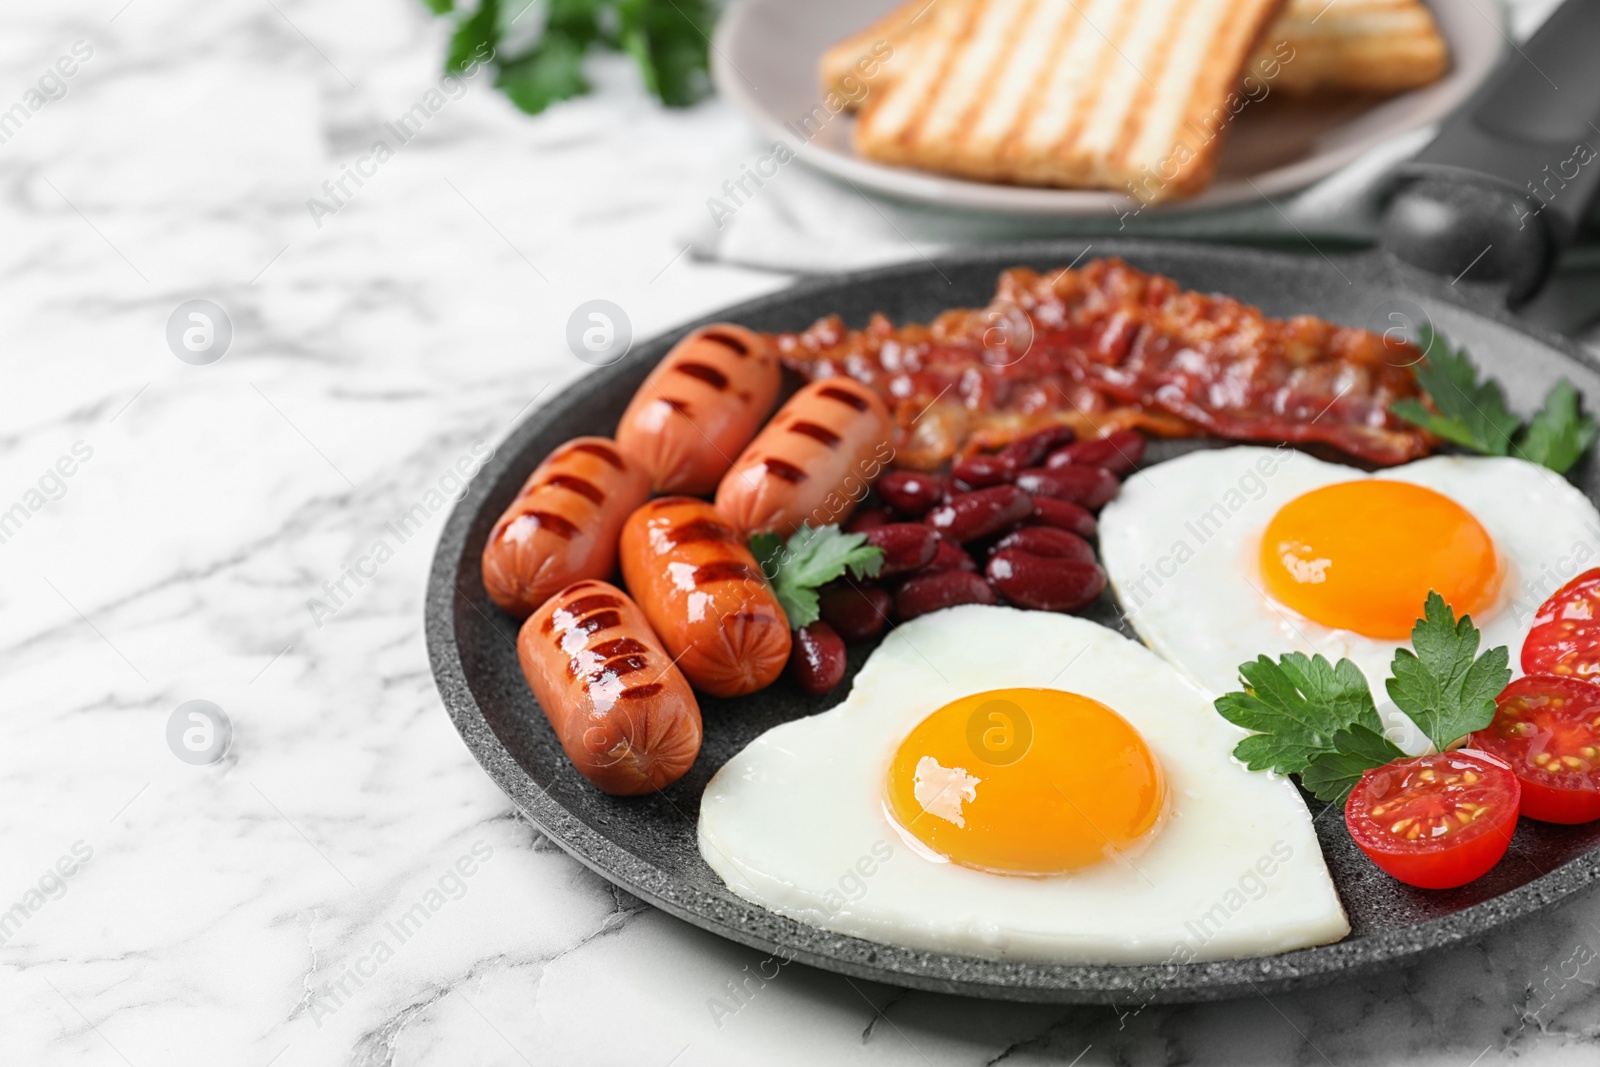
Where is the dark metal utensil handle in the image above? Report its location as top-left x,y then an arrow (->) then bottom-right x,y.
1381,0 -> 1600,303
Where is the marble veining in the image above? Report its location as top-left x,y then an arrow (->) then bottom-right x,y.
2,1 -> 1597,1065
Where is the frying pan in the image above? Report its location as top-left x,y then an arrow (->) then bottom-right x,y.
427,3 -> 1600,1003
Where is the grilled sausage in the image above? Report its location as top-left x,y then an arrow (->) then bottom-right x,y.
482,437 -> 650,618
518,580 -> 702,795
714,377 -> 893,537
615,324 -> 781,495
619,498 -> 791,697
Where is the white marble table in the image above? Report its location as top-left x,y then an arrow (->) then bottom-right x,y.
3,2 -> 1598,1065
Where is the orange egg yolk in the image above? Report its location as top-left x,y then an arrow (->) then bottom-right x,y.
884,688 -> 1166,875
1259,480 -> 1501,639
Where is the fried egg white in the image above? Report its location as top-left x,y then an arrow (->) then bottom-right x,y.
698,606 -> 1349,964
1099,448 -> 1600,723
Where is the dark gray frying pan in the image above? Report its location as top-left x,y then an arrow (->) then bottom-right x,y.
426,4 -> 1600,1003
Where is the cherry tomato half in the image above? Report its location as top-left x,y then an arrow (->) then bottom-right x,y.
1471,674 -> 1600,824
1345,751 -> 1520,889
1522,568 -> 1600,680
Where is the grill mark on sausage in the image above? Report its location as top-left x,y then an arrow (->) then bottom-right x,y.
592,637 -> 648,658
675,361 -> 729,391
700,330 -> 749,356
601,654 -> 650,678
818,385 -> 870,412
519,510 -> 579,539
788,420 -> 841,447
540,473 -> 605,505
762,457 -> 808,484
541,582 -> 607,634
566,441 -> 625,469
693,561 -> 764,585
572,610 -> 621,636
563,594 -> 621,616
668,518 -> 736,545
621,683 -> 665,700
660,397 -> 692,415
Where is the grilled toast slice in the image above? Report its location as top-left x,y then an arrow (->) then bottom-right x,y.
852,0 -> 1288,199
822,0 -> 1449,105
1248,0 -> 1450,94
817,0 -> 952,106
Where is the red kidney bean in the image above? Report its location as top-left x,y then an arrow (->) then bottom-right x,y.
895,569 -> 997,620
922,534 -> 977,573
845,506 -> 893,533
1045,429 -> 1145,475
1028,497 -> 1097,539
863,523 -> 938,575
877,471 -> 947,518
924,485 -> 1034,543
1015,466 -> 1120,511
817,582 -> 891,642
996,426 -> 1077,470
986,550 -> 1106,613
950,453 -> 1017,492
789,621 -> 847,695
993,526 -> 1095,564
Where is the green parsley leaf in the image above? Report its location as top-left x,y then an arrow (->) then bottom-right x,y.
1384,591 -> 1511,752
1512,380 -> 1599,474
1300,724 -> 1408,804
446,0 -> 500,75
754,525 -> 884,629
748,531 -> 783,578
495,34 -> 590,114
425,0 -> 713,115
1391,326 -> 1520,456
617,0 -> 713,107
1213,652 -> 1382,775
1391,326 -> 1596,473
545,0 -> 605,52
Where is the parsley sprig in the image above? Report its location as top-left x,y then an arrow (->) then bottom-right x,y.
425,0 -> 714,115
1390,326 -> 1596,473
1215,592 -> 1511,803
750,525 -> 884,629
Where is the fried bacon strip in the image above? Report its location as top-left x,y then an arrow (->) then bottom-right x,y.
770,259 -> 1431,470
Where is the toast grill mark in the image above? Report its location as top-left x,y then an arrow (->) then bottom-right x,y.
541,474 -> 605,505
789,421 -> 842,447
701,330 -> 750,356
568,441 -> 626,469
676,361 -> 730,391
572,610 -> 621,636
693,561 -> 764,585
762,457 -> 809,484
818,385 -> 870,412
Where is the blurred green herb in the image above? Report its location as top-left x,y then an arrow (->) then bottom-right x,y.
424,0 -> 714,115
1390,325 -> 1597,474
